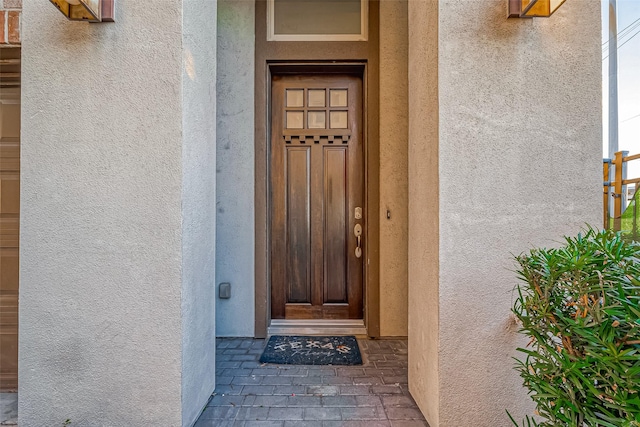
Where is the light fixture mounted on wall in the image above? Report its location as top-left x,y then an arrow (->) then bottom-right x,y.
49,0 -> 115,22
508,0 -> 566,18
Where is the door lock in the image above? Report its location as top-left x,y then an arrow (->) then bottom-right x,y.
354,223 -> 362,258
355,207 -> 362,220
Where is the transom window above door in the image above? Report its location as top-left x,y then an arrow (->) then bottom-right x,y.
268,0 -> 368,41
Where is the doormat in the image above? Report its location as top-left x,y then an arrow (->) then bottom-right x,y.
259,335 -> 362,366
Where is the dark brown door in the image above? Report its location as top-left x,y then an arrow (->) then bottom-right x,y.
270,73 -> 364,320
0,47 -> 20,391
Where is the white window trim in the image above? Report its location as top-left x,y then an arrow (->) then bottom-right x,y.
267,0 -> 368,42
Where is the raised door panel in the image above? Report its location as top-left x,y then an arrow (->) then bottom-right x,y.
323,147 -> 347,303
286,147 -> 311,303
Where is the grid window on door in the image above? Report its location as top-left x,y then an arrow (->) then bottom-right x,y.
308,90 -> 325,107
330,111 -> 348,129
286,111 -> 304,129
285,88 -> 348,130
330,90 -> 347,107
286,89 -> 304,108
308,111 -> 326,129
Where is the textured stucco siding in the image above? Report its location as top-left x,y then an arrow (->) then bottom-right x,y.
19,1 -> 214,425
408,0 -> 602,426
379,0 -> 409,337
407,0 -> 440,424
215,0 -> 256,337
181,1 -> 218,426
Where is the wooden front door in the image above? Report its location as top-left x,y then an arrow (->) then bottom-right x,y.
270,73 -> 364,320
0,47 -> 20,391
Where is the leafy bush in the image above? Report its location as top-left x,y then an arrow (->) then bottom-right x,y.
509,228 -> 640,427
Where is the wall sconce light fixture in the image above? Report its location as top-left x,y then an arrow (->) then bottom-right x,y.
50,0 -> 114,22
508,0 -> 566,18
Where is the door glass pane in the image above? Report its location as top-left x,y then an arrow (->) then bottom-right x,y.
330,90 -> 348,107
308,90 -> 326,107
330,111 -> 348,129
308,111 -> 326,129
273,0 -> 362,35
286,111 -> 304,129
286,89 -> 304,107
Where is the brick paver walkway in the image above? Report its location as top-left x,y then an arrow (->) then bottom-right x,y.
194,338 -> 428,427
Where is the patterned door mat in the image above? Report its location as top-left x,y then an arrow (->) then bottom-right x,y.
259,335 -> 362,365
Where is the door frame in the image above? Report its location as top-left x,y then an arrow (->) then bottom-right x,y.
254,1 -> 381,338
268,67 -> 366,323
261,63 -> 378,337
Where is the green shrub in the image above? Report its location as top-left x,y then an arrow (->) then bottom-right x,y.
509,228 -> 640,427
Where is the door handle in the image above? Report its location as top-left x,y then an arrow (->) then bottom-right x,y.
354,223 -> 362,258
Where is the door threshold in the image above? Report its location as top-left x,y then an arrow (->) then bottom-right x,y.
268,319 -> 367,337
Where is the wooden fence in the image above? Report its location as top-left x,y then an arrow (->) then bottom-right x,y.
603,150 -> 640,233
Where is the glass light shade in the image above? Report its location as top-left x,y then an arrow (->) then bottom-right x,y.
49,0 -> 101,21
521,0 -> 566,17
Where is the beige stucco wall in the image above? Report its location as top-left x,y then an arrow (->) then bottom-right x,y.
181,0 -> 218,425
408,0 -> 440,424
409,1 -> 603,426
379,0 -> 409,337
215,0 -> 256,337
19,1 -> 216,425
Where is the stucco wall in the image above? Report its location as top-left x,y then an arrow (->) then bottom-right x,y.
409,1 -> 602,426
181,1 -> 218,425
19,1 -> 216,425
407,0 -> 440,424
215,0 -> 255,337
379,0 -> 409,337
